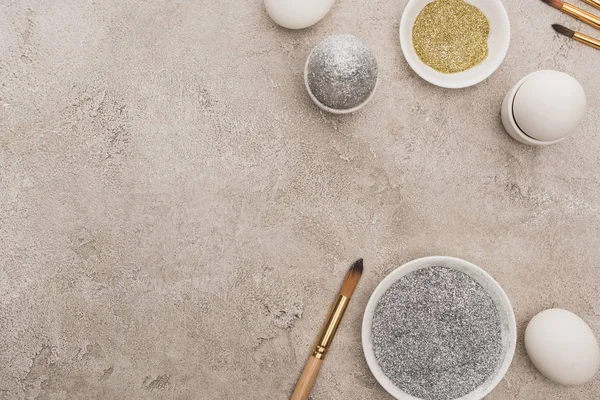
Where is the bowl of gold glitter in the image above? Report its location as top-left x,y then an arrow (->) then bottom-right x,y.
399,0 -> 510,89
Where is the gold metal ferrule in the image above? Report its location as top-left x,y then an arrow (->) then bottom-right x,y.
563,3 -> 600,30
574,31 -> 600,49
312,295 -> 349,360
582,0 -> 600,11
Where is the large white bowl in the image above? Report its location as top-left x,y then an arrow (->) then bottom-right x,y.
399,0 -> 510,89
362,256 -> 517,400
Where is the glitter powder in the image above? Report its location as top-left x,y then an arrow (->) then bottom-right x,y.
412,0 -> 490,74
371,266 -> 502,400
306,34 -> 378,110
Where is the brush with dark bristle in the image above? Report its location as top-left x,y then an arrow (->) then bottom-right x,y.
553,23 -> 600,49
553,24 -> 575,37
291,258 -> 364,400
340,258 -> 363,298
541,0 -> 600,30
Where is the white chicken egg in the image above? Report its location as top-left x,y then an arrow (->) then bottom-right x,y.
264,0 -> 336,30
512,70 -> 586,142
525,309 -> 600,386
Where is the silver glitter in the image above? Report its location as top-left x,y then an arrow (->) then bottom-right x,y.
306,34 -> 378,110
371,266 -> 502,400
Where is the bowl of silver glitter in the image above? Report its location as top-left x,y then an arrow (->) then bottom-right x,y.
362,256 -> 516,400
304,34 -> 378,114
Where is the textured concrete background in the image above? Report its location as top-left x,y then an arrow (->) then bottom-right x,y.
1,0 -> 599,399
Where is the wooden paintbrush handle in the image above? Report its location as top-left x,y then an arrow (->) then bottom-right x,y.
290,355 -> 323,400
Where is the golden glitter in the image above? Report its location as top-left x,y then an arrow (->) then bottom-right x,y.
412,0 -> 490,74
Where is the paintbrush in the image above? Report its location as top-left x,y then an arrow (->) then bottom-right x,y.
553,23 -> 600,49
581,0 -> 600,12
290,259 -> 363,400
542,0 -> 600,30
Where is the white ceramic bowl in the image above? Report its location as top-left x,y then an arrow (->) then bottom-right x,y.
399,0 -> 510,89
362,256 -> 517,400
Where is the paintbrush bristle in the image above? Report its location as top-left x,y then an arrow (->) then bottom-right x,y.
542,0 -> 564,9
553,24 -> 575,37
340,259 -> 363,298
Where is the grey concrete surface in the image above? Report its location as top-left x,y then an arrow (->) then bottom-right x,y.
1,0 -> 599,399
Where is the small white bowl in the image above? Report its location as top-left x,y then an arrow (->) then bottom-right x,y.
399,0 -> 510,89
303,48 -> 378,115
362,256 -> 517,400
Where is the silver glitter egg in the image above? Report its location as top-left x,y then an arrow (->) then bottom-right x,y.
305,34 -> 378,113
